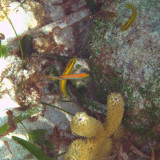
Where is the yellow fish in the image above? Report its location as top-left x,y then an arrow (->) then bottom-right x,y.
60,57 -> 76,99
41,72 -> 89,81
59,73 -> 89,79
122,4 -> 136,32
59,57 -> 89,99
35,57 -> 89,99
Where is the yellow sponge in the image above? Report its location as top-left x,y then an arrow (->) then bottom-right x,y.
65,93 -> 125,160
64,139 -> 89,160
112,124 -> 125,142
87,135 -> 113,160
104,93 -> 124,137
70,112 -> 104,138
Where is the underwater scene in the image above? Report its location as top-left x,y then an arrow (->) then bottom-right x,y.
0,0 -> 160,159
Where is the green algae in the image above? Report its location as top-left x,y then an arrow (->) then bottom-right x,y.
12,136 -> 52,160
0,105 -> 44,136
0,44 -> 7,58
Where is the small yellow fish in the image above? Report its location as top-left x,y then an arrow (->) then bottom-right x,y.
60,57 -> 76,99
41,73 -> 89,81
122,4 -> 136,32
63,57 -> 76,75
59,73 -> 89,79
34,57 -> 89,99
59,57 -> 89,99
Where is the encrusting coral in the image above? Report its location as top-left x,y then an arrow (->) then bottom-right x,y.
64,93 -> 125,160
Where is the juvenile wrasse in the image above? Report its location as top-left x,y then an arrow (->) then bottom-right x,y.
122,4 -> 136,32
59,73 -> 89,79
60,58 -> 89,99
63,57 -> 76,75
41,73 -> 89,81
60,57 -> 76,99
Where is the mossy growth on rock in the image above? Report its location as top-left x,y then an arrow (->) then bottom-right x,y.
124,67 -> 160,139
74,55 -> 160,141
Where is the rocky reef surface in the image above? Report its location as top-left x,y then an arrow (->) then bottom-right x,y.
0,0 -> 159,159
